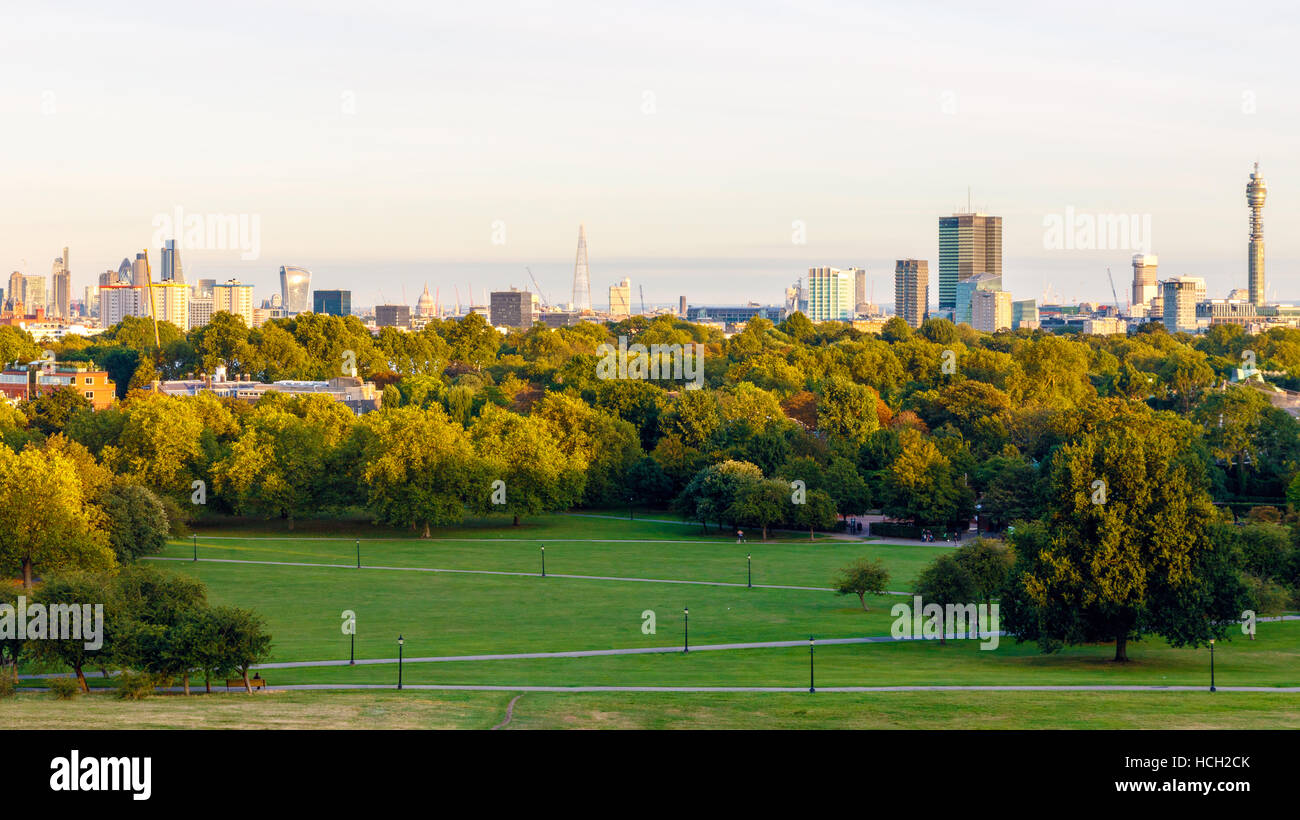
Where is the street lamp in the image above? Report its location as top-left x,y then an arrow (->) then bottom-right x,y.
809,636 -> 815,693
397,634 -> 405,690
356,539 -> 360,569
683,607 -> 689,653
1209,639 -> 1216,693
629,496 -> 635,521
540,545 -> 546,577
192,534 -> 197,562
747,554 -> 752,589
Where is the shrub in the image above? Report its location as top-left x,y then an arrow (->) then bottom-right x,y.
0,674 -> 15,699
48,677 -> 81,700
114,671 -> 157,700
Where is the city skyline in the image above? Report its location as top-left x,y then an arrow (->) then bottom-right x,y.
2,2 -> 1297,308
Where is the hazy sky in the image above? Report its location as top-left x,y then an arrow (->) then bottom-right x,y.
2,1 -> 1297,308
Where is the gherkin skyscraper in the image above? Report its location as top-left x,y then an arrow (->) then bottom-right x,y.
572,224 -> 591,312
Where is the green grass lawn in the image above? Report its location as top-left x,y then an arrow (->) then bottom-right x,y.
17,514 -> 1298,728
162,513 -> 949,589
4,690 -> 1297,730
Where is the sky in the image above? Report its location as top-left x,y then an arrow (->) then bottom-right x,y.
2,0 -> 1298,310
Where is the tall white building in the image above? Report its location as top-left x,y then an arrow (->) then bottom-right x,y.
608,277 -> 632,317
1162,277 -> 1205,334
971,289 -> 1012,332
213,279 -> 256,326
97,282 -> 190,330
1131,253 -> 1158,310
806,267 -> 856,322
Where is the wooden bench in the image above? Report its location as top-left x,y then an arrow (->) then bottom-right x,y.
225,677 -> 267,692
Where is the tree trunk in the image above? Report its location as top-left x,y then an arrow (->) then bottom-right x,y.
74,665 -> 88,693
1114,633 -> 1128,662
204,672 -> 211,694
182,672 -> 190,696
513,515 -> 520,526
858,592 -> 867,611
287,514 -> 295,531
422,521 -> 431,538
762,524 -> 768,540
808,526 -> 814,540
21,557 -> 33,591
242,669 -> 252,694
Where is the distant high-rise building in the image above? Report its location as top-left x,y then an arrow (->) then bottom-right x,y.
572,225 -> 592,312
213,279 -> 255,326
894,259 -> 929,329
1012,299 -> 1039,330
853,268 -> 867,307
490,289 -> 535,328
132,253 -> 149,288
955,272 -> 1002,326
608,278 -> 632,317
160,239 -> 185,284
117,258 -> 133,285
51,247 -> 70,319
679,295 -> 687,316
971,289 -> 1013,333
1162,277 -> 1205,334
1131,253 -> 1159,309
806,267 -> 855,322
188,296 -> 214,329
194,278 -> 216,298
375,304 -> 411,328
19,275 -> 47,313
938,213 -> 1001,313
1247,163 -> 1267,307
280,266 -> 311,314
314,290 -> 351,317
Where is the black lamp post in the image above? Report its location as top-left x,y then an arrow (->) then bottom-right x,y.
1209,639 -> 1216,692
629,496 -> 634,521
397,634 -> 404,690
356,539 -> 360,569
540,545 -> 546,577
349,629 -> 355,666
809,636 -> 815,693
747,554 -> 752,589
683,607 -> 689,653
192,534 -> 197,562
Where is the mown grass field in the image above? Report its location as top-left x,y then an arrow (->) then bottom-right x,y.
4,690 -> 1299,730
12,514 -> 1299,727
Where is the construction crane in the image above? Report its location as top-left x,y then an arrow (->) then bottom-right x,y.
526,267 -> 551,308
1105,267 -> 1121,315
639,284 -> 646,315
140,249 -> 160,349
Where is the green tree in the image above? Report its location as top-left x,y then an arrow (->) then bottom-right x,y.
914,554 -> 977,645
0,446 -> 114,589
832,558 -> 891,610
727,478 -> 788,540
99,483 -> 170,562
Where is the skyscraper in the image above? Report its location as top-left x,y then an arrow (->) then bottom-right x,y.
1162,277 -> 1205,334
1131,253 -> 1158,309
1247,163 -> 1267,307
213,279 -> 255,326
854,268 -> 867,310
314,290 -> 352,317
938,213 -> 1001,313
117,258 -> 133,285
51,247 -> 70,319
806,267 -> 855,322
894,259 -> 929,328
572,225 -> 591,312
160,239 -> 185,284
280,266 -> 311,314
608,277 -> 632,317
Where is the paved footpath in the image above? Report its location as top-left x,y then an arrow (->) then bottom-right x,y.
50,683 -> 1300,694
144,555 -> 911,595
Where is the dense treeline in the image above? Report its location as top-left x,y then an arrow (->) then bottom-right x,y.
3,310 -> 1300,657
